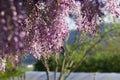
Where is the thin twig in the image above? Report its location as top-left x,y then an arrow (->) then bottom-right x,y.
59,51 -> 66,80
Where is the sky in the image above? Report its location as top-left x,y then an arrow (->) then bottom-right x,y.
68,14 -> 120,30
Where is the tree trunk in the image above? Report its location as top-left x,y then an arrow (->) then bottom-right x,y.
42,55 -> 51,80
54,54 -> 58,80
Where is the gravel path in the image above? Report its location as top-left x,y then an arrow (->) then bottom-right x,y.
24,72 -> 120,80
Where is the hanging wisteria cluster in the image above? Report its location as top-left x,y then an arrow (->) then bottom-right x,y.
24,0 -> 70,59
104,0 -> 120,17
0,0 -> 28,71
0,0 -> 120,71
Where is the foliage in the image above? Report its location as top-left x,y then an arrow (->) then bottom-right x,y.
34,52 -> 120,72
0,1 -> 120,80
77,52 -> 120,72
0,0 -> 120,72
34,23 -> 120,73
0,60 -> 26,80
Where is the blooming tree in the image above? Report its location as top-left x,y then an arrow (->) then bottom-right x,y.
0,0 -> 120,74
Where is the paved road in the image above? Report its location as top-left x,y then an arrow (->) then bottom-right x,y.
24,72 -> 120,80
